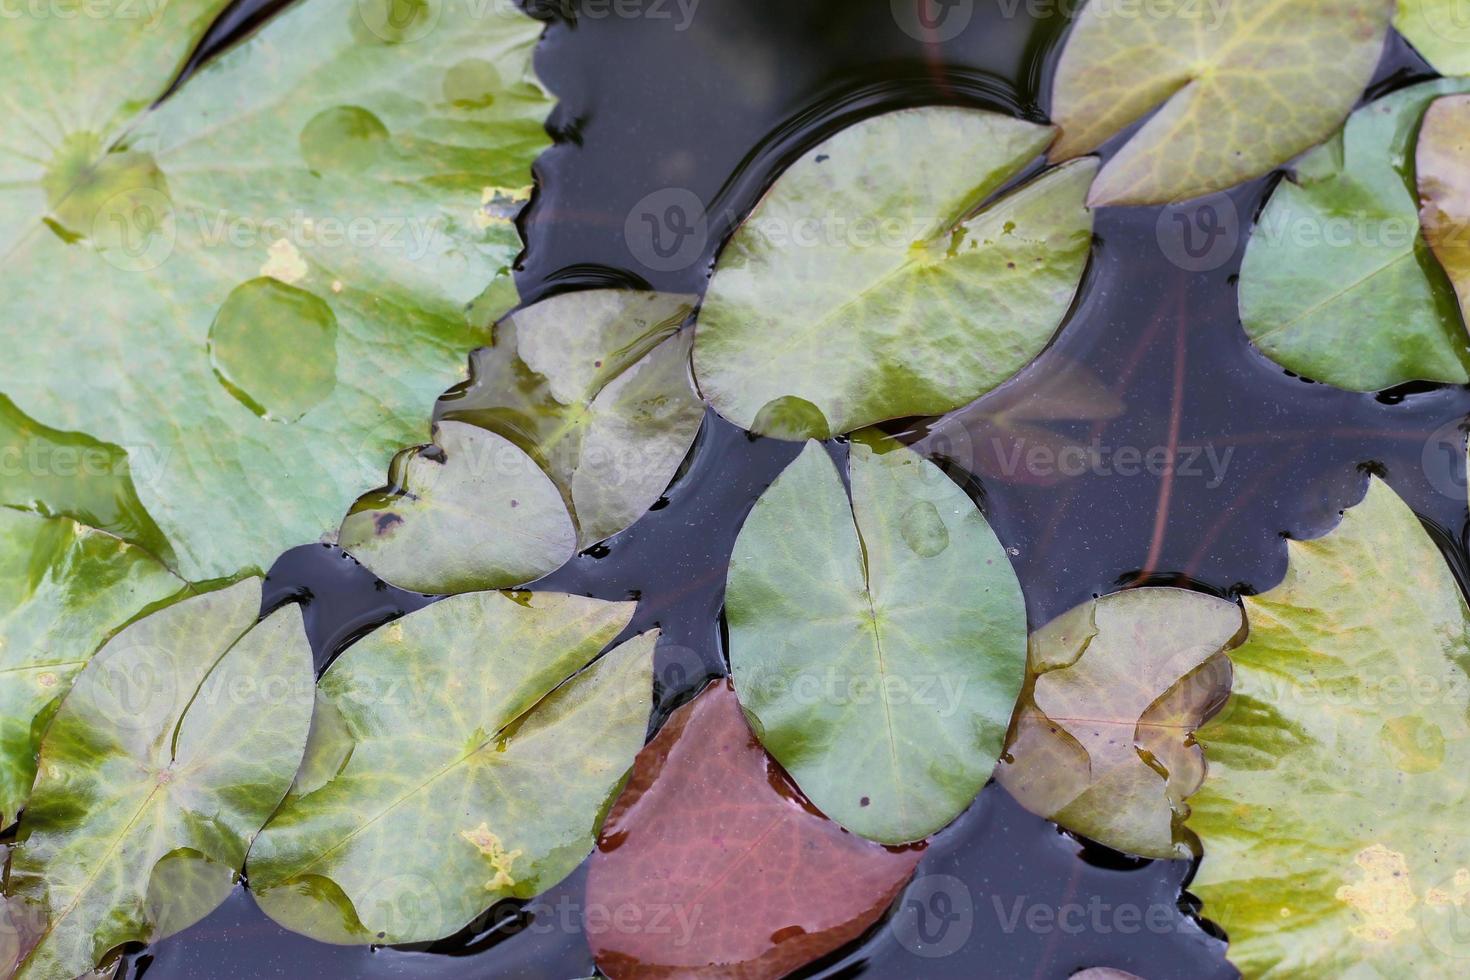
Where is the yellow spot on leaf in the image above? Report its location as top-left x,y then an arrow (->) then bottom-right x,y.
474,186 -> 530,230
261,238 -> 307,283
331,280 -> 344,294
1335,844 -> 1417,942
385,622 -> 404,643
460,823 -> 522,891
36,671 -> 58,688
1426,869 -> 1470,907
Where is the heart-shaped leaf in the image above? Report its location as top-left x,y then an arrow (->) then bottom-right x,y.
338,421 -> 575,595
0,508 -> 186,829
437,290 -> 704,548
0,0 -> 554,581
1396,0 -> 1470,74
2,579 -> 314,980
726,437 -> 1027,844
996,588 -> 1242,859
692,107 -> 1097,439
585,679 -> 921,979
247,592 -> 655,945
1188,477 -> 1470,975
1417,94 -> 1470,326
1049,0 -> 1392,205
1239,78 -> 1470,390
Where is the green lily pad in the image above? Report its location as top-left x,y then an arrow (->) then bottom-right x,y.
3,579 -> 314,980
726,437 -> 1027,844
0,0 -> 554,581
1189,477 -> 1470,975
338,421 -> 575,595
0,508 -> 187,829
692,107 -> 1097,439
247,592 -> 655,945
437,290 -> 705,548
1239,78 -> 1470,390
1417,94 -> 1470,327
1048,0 -> 1391,205
1397,0 -> 1470,74
996,588 -> 1242,860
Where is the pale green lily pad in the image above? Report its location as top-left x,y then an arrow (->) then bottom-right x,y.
438,290 -> 704,547
3,579 -> 314,980
692,107 -> 1097,439
726,437 -> 1027,844
1418,94 -> 1470,327
247,592 -> 655,945
0,508 -> 186,829
996,588 -> 1242,860
338,421 -> 575,595
1239,78 -> 1470,390
1397,0 -> 1470,74
1049,0 -> 1391,205
1189,477 -> 1470,976
0,0 -> 553,581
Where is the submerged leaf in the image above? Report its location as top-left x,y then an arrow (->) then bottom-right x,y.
1189,478 -> 1470,976
1239,78 -> 1470,390
1417,94 -> 1470,327
0,0 -> 553,580
996,588 -> 1242,859
1049,0 -> 1391,205
585,680 -> 921,979
3,579 -> 314,979
692,107 -> 1096,439
0,508 -> 185,829
338,421 -> 575,595
726,438 -> 1027,844
437,290 -> 704,548
1396,0 -> 1470,74
248,592 -> 654,945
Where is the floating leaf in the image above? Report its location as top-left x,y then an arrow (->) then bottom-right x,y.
338,421 -> 574,595
3,579 -> 314,979
585,679 -> 921,979
1239,78 -> 1470,390
248,592 -> 655,945
692,107 -> 1097,439
0,0 -> 554,580
996,588 -> 1242,859
1048,0 -> 1392,205
0,508 -> 186,829
1418,94 -> 1470,327
726,437 -> 1027,844
1396,0 -> 1470,74
437,290 -> 704,547
1189,478 -> 1470,975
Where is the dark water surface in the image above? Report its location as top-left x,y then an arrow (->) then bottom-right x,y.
127,2 -> 1470,978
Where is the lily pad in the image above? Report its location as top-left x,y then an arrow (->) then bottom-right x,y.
726,437 -> 1027,844
437,290 -> 704,548
1048,0 -> 1391,205
692,107 -> 1097,439
1397,0 -> 1470,74
996,588 -> 1242,859
3,578 -> 314,980
1417,94 -> 1470,326
0,0 -> 554,581
585,679 -> 922,979
0,508 -> 186,829
247,592 -> 655,945
1189,477 -> 1470,975
1239,78 -> 1470,390
338,421 -> 575,595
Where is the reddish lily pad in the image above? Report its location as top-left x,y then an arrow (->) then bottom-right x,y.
585,680 -> 922,978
